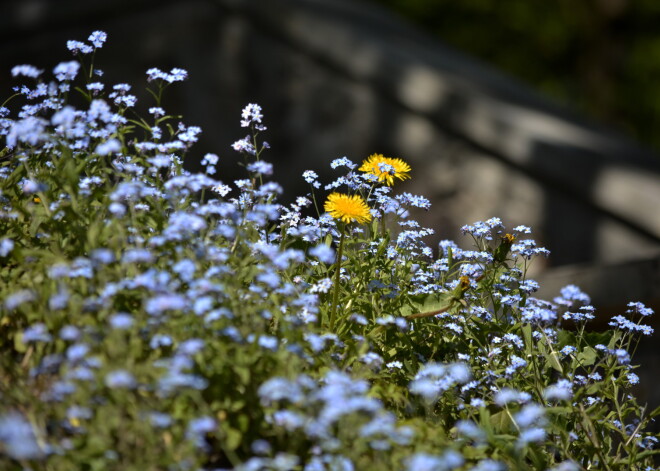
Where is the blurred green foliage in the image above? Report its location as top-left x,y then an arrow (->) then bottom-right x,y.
375,0 -> 660,151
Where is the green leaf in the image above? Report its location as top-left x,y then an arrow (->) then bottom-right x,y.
522,323 -> 533,356
233,365 -> 250,385
577,346 -> 598,367
399,292 -> 453,317
488,411 -> 512,433
583,331 -> 614,348
28,214 -> 44,237
527,446 -> 548,469
545,349 -> 563,373
223,426 -> 242,451
557,330 -> 576,348
13,332 -> 27,353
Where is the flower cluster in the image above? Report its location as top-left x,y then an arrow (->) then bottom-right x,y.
0,32 -> 657,471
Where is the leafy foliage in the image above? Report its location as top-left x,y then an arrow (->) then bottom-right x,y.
0,32 -> 657,470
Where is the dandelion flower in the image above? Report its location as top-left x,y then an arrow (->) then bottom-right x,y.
324,192 -> 372,224
359,153 -> 411,186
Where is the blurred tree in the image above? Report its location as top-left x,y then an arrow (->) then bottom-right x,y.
373,0 -> 660,152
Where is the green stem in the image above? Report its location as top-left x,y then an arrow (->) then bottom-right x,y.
405,301 -> 453,320
329,226 -> 346,330
310,187 -> 321,217
1,92 -> 21,109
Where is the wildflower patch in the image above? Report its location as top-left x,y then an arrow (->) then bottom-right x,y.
0,32 -> 658,470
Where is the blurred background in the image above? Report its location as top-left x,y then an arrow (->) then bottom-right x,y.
376,0 -> 660,152
1,0 -> 659,407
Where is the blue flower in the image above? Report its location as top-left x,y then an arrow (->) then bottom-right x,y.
505,355 -> 527,376
232,135 -> 256,155
146,67 -> 188,83
514,403 -> 546,428
269,410 -> 306,431
122,248 -> 154,264
271,453 -> 301,471
6,116 -> 48,148
310,244 -> 335,264
396,192 -> 431,210
455,420 -> 486,443
517,427 -> 547,447
67,405 -> 93,421
627,301 -> 654,317
519,279 -> 540,293
145,294 -> 187,316
0,238 -> 14,257
66,343 -> 89,363
178,338 -> 205,356
168,68 -> 188,82
109,313 -> 134,330
157,370 -> 207,396
609,315 -> 653,336
310,277 -> 333,294
503,333 -> 524,349
259,377 -> 306,405
251,439 -> 272,455
555,284 -> 591,306
360,352 -> 384,370
67,40 -> 93,55
520,299 -> 557,325
59,325 -> 80,341
53,61 -> 80,81
257,270 -> 281,289
302,170 -> 320,188
187,416 -> 216,436
560,345 -> 576,356
96,138 -> 121,155
330,156 -> 357,170
544,379 -> 573,401
405,451 -> 464,471
511,239 -> 550,259
23,323 -> 51,342
410,363 -> 471,401
470,459 -> 506,471
494,388 -> 531,406
547,461 -> 582,471
240,103 -> 264,128
11,64 -> 43,78
149,106 -> 165,117
563,305 -> 595,322
105,370 -> 136,389
172,258 -> 197,282
149,412 -> 172,428
0,412 -> 45,460
88,31 -> 107,48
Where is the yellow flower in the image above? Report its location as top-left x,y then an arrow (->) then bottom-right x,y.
359,153 -> 411,186
324,192 -> 372,224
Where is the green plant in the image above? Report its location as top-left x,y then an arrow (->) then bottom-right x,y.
0,31 -> 657,471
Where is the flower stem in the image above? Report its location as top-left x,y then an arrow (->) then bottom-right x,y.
329,226 -> 346,330
405,302 -> 453,320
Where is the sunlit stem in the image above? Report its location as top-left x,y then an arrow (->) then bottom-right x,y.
329,225 -> 346,330
405,301 -> 453,320
310,187 -> 321,217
